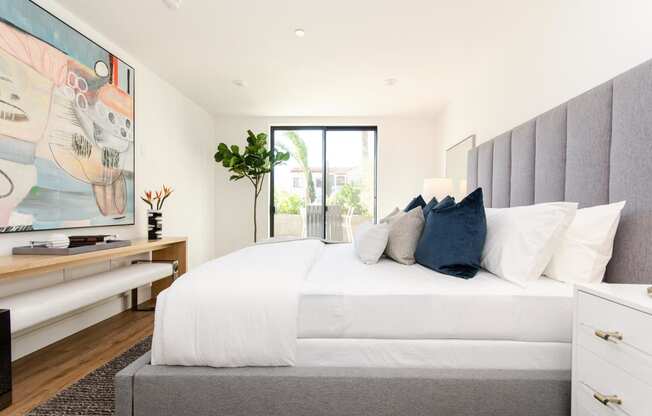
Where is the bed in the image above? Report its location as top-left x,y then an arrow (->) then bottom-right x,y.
296,243 -> 573,370
116,58 -> 652,416
122,241 -> 574,416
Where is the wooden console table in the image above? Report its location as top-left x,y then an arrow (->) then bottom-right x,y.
0,237 -> 187,297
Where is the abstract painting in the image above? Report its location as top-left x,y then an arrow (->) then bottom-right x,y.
0,0 -> 134,233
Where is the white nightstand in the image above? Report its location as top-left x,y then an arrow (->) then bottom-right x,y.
572,284 -> 652,416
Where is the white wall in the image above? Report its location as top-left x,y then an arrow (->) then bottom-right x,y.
437,0 -> 652,148
2,0 -> 216,359
214,116 -> 443,255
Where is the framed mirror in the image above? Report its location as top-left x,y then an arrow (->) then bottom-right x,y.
445,135 -> 476,199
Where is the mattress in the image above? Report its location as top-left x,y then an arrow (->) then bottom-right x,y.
295,339 -> 571,370
298,244 -> 574,343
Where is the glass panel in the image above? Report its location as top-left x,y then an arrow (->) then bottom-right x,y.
273,129 -> 324,239
325,130 -> 376,242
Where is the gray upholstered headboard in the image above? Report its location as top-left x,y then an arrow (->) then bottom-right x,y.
467,59 -> 652,284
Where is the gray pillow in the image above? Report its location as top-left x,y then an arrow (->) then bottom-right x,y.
380,207 -> 400,223
353,222 -> 390,264
382,206 -> 425,265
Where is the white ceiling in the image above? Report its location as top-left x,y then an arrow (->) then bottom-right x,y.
52,0 -> 649,117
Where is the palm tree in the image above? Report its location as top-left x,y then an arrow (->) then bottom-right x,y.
277,132 -> 316,204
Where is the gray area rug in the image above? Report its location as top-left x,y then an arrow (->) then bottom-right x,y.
27,336 -> 152,416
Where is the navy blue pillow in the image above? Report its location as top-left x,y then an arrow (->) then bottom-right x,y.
404,195 -> 427,212
422,197 -> 441,219
424,195 -> 455,219
415,188 -> 487,279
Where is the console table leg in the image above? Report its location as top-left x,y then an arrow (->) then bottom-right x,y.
151,242 -> 187,298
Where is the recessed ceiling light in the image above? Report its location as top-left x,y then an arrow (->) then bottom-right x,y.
162,0 -> 182,10
233,80 -> 248,87
384,78 -> 398,86
294,28 -> 305,38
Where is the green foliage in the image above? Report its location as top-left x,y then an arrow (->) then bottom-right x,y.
276,132 -> 316,204
214,130 -> 289,183
275,191 -> 304,215
214,130 -> 289,242
328,183 -> 369,216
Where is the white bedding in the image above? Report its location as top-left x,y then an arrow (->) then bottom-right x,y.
151,239 -> 324,367
295,339 -> 571,370
152,240 -> 574,368
299,244 -> 574,342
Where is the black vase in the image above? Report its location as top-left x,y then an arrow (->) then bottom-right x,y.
148,210 -> 163,240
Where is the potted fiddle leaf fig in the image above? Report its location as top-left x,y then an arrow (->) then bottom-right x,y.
214,130 -> 289,242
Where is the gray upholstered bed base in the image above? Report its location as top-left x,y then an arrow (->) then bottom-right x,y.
115,352 -> 570,416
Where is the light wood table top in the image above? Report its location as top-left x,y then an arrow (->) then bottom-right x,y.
0,237 -> 187,281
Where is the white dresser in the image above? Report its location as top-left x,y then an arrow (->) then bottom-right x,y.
572,284 -> 652,416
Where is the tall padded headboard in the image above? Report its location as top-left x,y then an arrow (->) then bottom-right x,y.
467,59 -> 652,284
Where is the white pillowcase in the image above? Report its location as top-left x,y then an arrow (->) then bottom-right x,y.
545,201 -> 626,284
353,222 -> 389,265
481,202 -> 578,286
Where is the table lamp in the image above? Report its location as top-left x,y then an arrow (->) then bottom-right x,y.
422,178 -> 454,202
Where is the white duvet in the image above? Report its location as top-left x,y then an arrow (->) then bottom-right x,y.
151,239 -> 324,367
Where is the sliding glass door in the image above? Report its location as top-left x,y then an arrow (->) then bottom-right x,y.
324,128 -> 376,242
271,128 -> 325,239
270,126 -> 377,242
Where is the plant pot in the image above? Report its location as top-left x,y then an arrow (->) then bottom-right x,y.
147,210 -> 163,240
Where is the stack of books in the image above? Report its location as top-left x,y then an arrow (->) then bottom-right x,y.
15,234 -> 129,256
29,234 -> 70,249
28,234 -> 119,249
68,234 -> 119,247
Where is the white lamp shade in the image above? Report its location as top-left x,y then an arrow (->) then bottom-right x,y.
422,178 -> 454,202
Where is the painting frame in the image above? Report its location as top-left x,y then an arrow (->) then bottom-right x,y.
0,0 -> 136,234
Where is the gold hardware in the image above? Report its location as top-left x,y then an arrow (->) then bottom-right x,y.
593,392 -> 622,406
594,329 -> 623,342
648,286 -> 652,297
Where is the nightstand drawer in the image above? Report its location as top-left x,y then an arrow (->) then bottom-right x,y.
576,345 -> 651,416
574,382 -> 625,416
577,322 -> 652,383
577,292 -> 652,358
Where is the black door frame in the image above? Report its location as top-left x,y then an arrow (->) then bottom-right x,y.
269,126 -> 378,239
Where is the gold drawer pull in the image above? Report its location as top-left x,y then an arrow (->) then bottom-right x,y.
594,329 -> 623,342
593,392 -> 622,406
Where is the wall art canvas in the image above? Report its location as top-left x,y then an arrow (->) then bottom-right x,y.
0,0 -> 134,233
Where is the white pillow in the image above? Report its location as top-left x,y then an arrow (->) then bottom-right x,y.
353,222 -> 389,264
545,201 -> 626,284
481,202 -> 578,286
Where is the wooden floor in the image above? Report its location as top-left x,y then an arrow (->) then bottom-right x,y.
1,308 -> 154,416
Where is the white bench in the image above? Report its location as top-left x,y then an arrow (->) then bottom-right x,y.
0,261 -> 176,334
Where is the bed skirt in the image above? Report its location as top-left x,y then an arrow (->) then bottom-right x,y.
115,352 -> 571,416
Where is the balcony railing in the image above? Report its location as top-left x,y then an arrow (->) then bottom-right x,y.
274,205 -> 370,242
